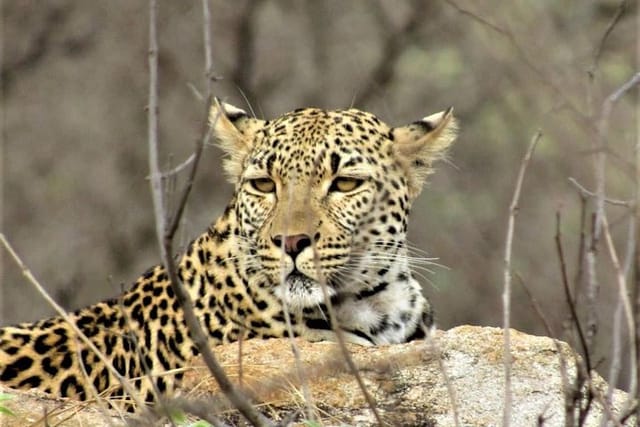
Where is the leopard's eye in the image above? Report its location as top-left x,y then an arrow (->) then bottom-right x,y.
249,178 -> 276,193
329,177 -> 365,193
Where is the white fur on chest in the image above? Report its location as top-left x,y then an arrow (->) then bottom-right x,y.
335,276 -> 426,344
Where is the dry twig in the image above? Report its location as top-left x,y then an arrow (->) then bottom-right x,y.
146,2 -> 272,425
354,0 -> 426,107
502,130 -> 542,426
585,73 -> 640,386
443,0 -> 590,129
568,178 -> 634,208
277,182 -> 318,424
312,233 -> 384,427
589,71 -> 640,423
230,0 -> 265,106
556,211 -> 594,425
308,154 -> 384,425
589,0 -> 629,76
516,273 -> 574,426
601,214 -> 638,419
423,333 -> 460,427
0,234 -> 147,416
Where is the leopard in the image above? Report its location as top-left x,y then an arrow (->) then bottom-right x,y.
0,101 -> 457,407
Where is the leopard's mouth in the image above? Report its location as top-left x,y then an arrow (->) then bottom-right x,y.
285,270 -> 313,289
274,269 -> 337,309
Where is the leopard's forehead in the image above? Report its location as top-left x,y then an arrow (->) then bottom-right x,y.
248,108 -> 393,178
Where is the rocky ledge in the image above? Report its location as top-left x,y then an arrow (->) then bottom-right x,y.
0,326 -> 635,426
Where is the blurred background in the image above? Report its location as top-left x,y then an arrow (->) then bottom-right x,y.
2,1 -> 638,389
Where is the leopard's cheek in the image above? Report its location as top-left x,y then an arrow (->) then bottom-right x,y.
236,192 -> 273,238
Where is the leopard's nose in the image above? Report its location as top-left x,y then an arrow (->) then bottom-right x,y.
271,234 -> 312,259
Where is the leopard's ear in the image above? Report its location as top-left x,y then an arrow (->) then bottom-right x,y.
209,99 -> 266,182
391,108 -> 458,199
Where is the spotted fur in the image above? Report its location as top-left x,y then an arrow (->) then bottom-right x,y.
0,102 -> 457,405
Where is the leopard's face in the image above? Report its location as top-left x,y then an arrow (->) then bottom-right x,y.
212,102 -> 457,311
233,109 -> 411,309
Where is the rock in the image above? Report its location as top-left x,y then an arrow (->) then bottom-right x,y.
181,326 -> 636,426
0,383 -> 124,427
0,326 -> 635,426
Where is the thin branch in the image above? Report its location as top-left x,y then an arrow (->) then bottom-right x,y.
443,0 -> 591,129
590,70 -> 640,423
312,247 -> 384,426
502,129 -> 542,426
115,296 -> 175,424
601,214 -> 638,419
201,0 -> 215,94
354,0 -> 426,107
306,156 -> 383,425
573,194 -> 588,314
568,177 -> 634,208
556,211 -> 594,425
147,0 -> 166,262
607,214 -> 636,416
146,2 -> 272,425
230,0 -> 265,106
146,154 -> 196,181
590,385 -> 625,427
73,339 -> 115,422
0,234 -> 149,412
608,72 -> 640,104
167,398 -> 230,427
279,184 -> 317,423
586,71 -> 640,362
563,214 -> 593,350
165,104 -> 211,240
619,400 -> 639,423
635,7 -> 640,417
424,333 -> 460,427
516,274 -> 574,426
590,0 -> 629,75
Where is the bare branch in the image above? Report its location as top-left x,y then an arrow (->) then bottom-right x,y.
0,234 -> 149,412
147,2 -> 272,425
146,154 -> 195,181
201,0 -> 217,94
165,103 -> 211,240
607,215 -> 635,414
601,214 -> 637,418
585,71 -> 640,364
568,177 -> 634,208
502,129 -> 542,426
167,397 -> 230,427
278,184 -> 317,423
312,252 -> 385,426
556,211 -> 594,425
635,8 -> 640,415
147,0 -> 166,260
590,0 -> 629,75
230,0 -> 265,106
424,334 -> 460,427
302,148 -> 385,425
443,0 -> 590,129
516,274 -> 574,426
354,0 -> 427,107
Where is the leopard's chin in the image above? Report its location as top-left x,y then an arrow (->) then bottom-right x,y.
273,271 -> 336,310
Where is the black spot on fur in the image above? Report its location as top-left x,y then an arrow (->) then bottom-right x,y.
1,356 -> 33,381
330,152 -> 341,175
306,317 -> 332,330
18,375 -> 42,388
356,281 -> 389,300
34,334 -> 52,355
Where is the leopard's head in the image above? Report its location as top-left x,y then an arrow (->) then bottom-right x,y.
211,101 -> 457,310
